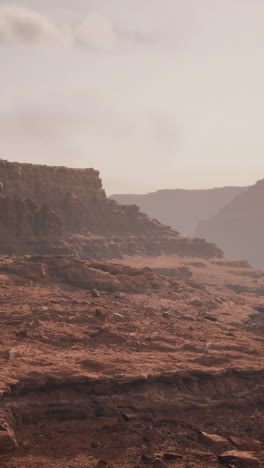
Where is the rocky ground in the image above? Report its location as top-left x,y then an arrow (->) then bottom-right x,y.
0,255 -> 264,467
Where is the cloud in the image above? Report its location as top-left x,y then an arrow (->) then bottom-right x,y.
0,4 -> 69,45
75,13 -> 117,52
0,3 -> 184,53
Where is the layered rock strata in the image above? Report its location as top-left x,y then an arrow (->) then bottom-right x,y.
0,159 -> 223,259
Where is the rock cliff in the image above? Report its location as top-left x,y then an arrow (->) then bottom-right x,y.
0,181 -> 68,255
196,179 -> 264,267
0,159 -> 223,259
111,186 -> 246,236
0,160 -> 171,236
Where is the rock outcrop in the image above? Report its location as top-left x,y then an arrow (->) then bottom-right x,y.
196,179 -> 264,268
0,160 -> 172,236
0,420 -> 18,453
0,182 -> 67,255
0,159 -> 223,259
111,186 -> 246,236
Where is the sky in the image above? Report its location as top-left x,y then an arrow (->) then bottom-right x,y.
1,1 -> 264,194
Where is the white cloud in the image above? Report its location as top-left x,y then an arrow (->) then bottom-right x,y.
76,13 -> 116,52
0,4 -> 70,46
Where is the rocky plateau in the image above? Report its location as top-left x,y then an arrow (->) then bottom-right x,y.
0,160 -> 263,467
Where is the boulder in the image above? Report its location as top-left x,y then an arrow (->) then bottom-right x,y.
228,435 -> 262,452
199,431 -> 232,451
218,450 -> 261,467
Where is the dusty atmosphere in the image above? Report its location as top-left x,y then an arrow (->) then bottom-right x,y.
1,1 -> 264,467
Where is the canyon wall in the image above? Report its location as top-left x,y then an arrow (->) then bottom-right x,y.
0,160 -> 171,236
0,180 -> 68,255
111,186 -> 247,236
0,159 -> 223,259
196,180 -> 264,267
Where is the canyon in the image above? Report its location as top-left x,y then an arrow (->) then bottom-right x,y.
196,180 -> 264,268
111,187 -> 246,237
0,160 -> 263,467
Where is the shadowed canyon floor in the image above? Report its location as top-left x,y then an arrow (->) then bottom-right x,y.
0,255 -> 263,467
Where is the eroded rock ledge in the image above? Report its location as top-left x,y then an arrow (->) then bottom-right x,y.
0,159 -> 223,260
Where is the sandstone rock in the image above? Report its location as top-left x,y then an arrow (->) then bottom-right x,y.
91,440 -> 102,448
162,312 -> 171,319
152,459 -> 166,468
141,453 -> 154,464
0,192 -> 63,256
95,309 -> 106,320
92,289 -> 100,298
218,450 -> 261,467
113,312 -> 124,320
0,421 -> 18,453
16,328 -> 28,338
199,431 -> 232,451
204,314 -> 218,322
121,412 -> 138,422
0,159 -> 223,260
228,435 -> 262,452
163,452 -> 182,460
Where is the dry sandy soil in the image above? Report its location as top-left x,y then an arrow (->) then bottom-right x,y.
0,254 -> 264,467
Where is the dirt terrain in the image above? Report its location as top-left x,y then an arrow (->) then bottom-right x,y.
0,254 -> 264,467
0,160 -> 263,467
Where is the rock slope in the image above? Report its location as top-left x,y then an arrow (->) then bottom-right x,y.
196,179 -> 264,268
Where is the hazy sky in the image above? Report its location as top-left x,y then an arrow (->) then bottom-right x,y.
1,1 -> 264,194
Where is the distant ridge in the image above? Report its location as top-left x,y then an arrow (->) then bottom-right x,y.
111,186 -> 247,237
196,179 -> 264,268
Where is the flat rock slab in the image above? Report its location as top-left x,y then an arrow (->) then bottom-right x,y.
228,435 -> 262,452
218,450 -> 261,468
200,431 -> 232,451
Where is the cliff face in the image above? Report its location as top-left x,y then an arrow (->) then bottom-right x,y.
0,159 -> 223,259
111,187 -> 247,236
196,180 -> 264,267
0,183 -> 66,255
0,195 -> 62,241
0,160 -> 172,236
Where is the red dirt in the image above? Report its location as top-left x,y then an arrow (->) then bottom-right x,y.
0,255 -> 263,467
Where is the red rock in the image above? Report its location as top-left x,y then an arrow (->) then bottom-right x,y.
163,452 -> 182,460
228,435 -> 262,451
199,431 -> 232,451
0,421 -> 18,453
92,289 -> 101,298
218,450 -> 261,467
142,453 -> 154,464
0,159 -> 223,260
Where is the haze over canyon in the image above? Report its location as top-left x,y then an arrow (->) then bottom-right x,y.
1,1 -> 264,467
